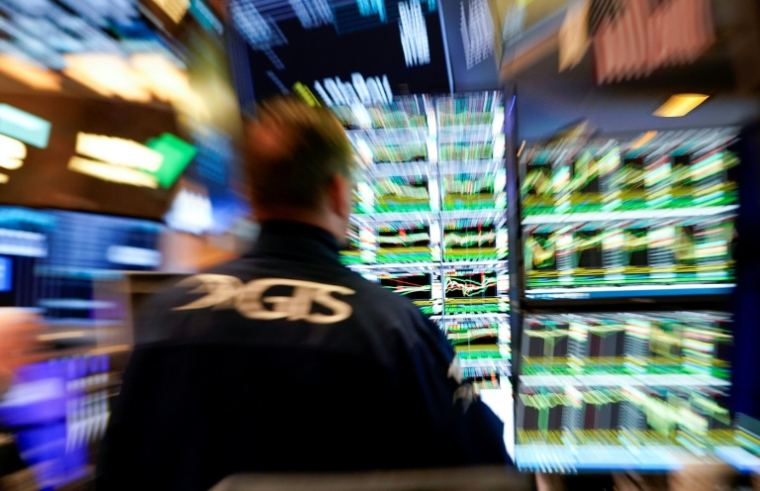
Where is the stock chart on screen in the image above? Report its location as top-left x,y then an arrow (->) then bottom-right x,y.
443,219 -> 507,262
378,271 -> 438,315
520,129 -> 739,301
515,310 -> 735,471
337,92 -> 513,459
443,268 -> 509,315
338,92 -> 511,402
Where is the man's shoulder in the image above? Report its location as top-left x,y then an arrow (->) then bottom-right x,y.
137,259 -> 429,341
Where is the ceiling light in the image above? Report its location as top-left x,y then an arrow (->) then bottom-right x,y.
654,94 -> 709,118
631,131 -> 658,149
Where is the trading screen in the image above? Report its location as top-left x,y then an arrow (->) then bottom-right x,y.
443,268 -> 509,315
378,271 -> 438,315
443,219 -> 507,261
516,310 -> 734,471
337,92 -> 512,447
520,129 -> 739,300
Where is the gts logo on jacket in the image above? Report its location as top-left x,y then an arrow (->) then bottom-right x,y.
174,274 -> 355,324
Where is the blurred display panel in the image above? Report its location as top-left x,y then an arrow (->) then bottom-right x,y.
0,354 -> 112,489
0,0 -> 248,229
0,207 -> 162,326
443,219 -> 507,262
0,95 -> 180,219
515,310 -> 736,472
520,128 -> 739,301
338,92 -> 510,411
443,267 -> 509,315
378,271 -> 438,315
0,205 -> 163,488
241,0 -> 450,101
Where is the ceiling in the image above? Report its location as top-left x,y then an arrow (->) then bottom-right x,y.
500,0 -> 760,142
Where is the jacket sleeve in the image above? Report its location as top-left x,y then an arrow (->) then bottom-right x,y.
391,310 -> 511,467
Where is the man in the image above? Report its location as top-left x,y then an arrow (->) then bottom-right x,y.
97,97 -> 509,490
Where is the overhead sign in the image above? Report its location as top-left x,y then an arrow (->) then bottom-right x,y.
0,104 -> 51,149
70,132 -> 196,189
145,133 -> 198,188
76,133 -> 164,172
70,132 -> 164,188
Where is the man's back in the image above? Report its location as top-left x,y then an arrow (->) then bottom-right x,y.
97,222 -> 507,490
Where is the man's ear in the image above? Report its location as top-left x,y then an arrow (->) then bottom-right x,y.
327,174 -> 352,219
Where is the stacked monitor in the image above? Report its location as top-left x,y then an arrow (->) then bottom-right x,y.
333,91 -> 512,400
0,206 -> 163,328
520,128 -> 738,301
514,128 -> 744,471
334,97 -> 754,469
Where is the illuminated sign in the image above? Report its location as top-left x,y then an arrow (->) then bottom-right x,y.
69,132 -> 196,188
460,0 -> 496,69
76,133 -> 164,173
70,133 -> 163,188
399,0 -> 431,67
289,0 -> 334,29
0,134 -> 26,171
0,55 -> 62,92
315,73 -> 393,107
68,157 -> 159,188
63,54 -> 153,103
0,105 -> 51,149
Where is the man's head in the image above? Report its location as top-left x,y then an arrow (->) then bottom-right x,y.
244,97 -> 356,242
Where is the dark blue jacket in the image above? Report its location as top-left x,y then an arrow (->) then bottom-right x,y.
97,222 -> 509,490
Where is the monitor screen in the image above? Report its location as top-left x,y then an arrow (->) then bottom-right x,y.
515,310 -> 734,472
377,223 -> 432,263
378,271 -> 437,315
242,0 -> 450,101
443,268 -> 508,314
520,129 -> 739,301
524,215 -> 736,299
0,256 -> 11,292
37,210 -> 162,323
443,219 -> 507,262
442,171 -> 507,211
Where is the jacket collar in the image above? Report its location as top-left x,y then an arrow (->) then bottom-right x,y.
245,220 -> 343,265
